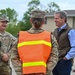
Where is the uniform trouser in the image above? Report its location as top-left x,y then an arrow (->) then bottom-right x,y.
0,65 -> 12,75
52,59 -> 72,75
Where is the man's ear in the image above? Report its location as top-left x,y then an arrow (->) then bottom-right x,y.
62,17 -> 65,22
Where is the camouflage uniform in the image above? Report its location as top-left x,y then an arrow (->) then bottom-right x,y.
0,13 -> 17,75
0,31 -> 17,75
11,39 -> 22,75
11,9 -> 58,75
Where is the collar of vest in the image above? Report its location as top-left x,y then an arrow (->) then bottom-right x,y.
28,27 -> 44,34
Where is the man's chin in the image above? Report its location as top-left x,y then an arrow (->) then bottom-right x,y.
1,28 -> 6,31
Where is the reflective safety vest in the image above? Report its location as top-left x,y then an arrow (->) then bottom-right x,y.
18,31 -> 52,74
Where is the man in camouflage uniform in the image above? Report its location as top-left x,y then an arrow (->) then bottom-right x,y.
11,9 -> 58,75
0,13 -> 17,75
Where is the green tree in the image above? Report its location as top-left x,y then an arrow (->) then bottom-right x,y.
28,0 -> 40,8
17,21 -> 25,31
46,2 -> 60,13
6,24 -> 20,36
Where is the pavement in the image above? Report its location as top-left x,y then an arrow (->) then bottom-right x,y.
11,58 -> 75,75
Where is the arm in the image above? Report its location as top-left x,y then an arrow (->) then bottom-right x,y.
11,38 -> 22,75
65,29 -> 75,60
0,41 -> 5,57
2,35 -> 17,61
7,35 -> 17,57
46,34 -> 58,75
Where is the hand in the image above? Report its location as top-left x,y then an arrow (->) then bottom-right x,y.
63,57 -> 68,60
2,53 -> 9,62
13,59 -> 21,65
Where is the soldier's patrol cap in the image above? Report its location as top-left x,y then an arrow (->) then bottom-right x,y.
31,9 -> 45,18
0,13 -> 9,22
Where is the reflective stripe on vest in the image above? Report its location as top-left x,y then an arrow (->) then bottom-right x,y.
18,31 -> 52,74
18,40 -> 52,48
23,61 -> 46,67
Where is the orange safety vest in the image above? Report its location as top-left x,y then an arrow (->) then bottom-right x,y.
18,31 -> 52,74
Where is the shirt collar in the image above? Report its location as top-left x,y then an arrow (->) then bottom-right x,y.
58,23 -> 67,32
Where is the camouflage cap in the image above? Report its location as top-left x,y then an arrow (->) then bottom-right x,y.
0,13 -> 9,22
31,9 -> 45,18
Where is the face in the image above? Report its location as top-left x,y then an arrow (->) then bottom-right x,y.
0,20 -> 8,32
54,13 -> 65,27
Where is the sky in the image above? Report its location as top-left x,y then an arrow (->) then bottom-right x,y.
0,0 -> 75,20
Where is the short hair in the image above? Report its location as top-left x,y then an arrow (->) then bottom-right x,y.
55,11 -> 68,22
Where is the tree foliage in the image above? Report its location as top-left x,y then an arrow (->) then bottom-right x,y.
17,21 -> 25,31
6,24 -> 20,36
28,0 -> 40,8
46,2 -> 60,13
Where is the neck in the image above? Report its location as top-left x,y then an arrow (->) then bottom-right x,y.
59,23 -> 66,28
